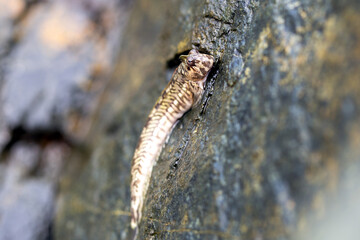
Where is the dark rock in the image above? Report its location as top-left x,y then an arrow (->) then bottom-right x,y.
55,0 -> 360,239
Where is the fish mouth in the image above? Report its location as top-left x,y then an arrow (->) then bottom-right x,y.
179,54 -> 188,62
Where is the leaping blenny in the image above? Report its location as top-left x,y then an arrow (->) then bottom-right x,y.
130,49 -> 214,229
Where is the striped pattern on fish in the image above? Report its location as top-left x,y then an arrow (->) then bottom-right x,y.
130,49 -> 214,229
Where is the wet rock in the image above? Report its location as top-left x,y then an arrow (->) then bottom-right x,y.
55,0 -> 360,240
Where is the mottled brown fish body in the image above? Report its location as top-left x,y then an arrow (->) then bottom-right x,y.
130,49 -> 214,229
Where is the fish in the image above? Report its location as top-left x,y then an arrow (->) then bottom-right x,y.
130,49 -> 214,229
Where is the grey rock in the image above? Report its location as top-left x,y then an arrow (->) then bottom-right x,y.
1,0 -> 130,140
0,180 -> 54,240
0,143 -> 52,240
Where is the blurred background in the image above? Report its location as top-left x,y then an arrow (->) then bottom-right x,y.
0,0 -> 359,239
0,0 -> 132,239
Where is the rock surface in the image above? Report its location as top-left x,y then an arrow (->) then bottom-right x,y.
55,0 -> 360,240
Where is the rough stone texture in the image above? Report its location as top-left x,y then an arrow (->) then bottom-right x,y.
56,0 -> 360,240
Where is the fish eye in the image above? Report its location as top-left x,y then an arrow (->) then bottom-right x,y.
187,59 -> 196,67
